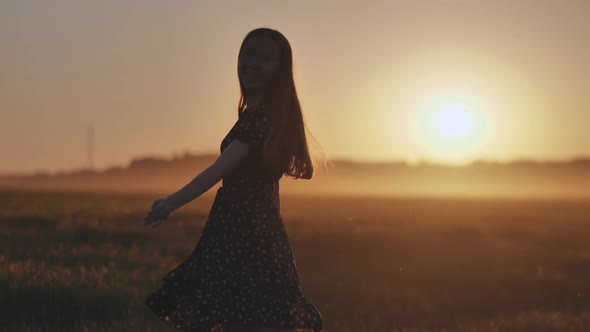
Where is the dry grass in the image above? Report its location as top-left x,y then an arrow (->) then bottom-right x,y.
1,189 -> 589,331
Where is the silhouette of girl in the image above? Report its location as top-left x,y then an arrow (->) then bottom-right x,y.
143,28 -> 324,332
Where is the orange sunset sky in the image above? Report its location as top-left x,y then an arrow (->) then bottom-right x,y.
1,0 -> 589,174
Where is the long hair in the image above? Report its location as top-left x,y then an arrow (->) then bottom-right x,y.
237,28 -> 323,180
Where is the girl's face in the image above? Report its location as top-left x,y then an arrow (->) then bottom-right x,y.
238,35 -> 281,91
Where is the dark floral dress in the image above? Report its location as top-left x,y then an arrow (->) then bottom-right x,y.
144,104 -> 323,332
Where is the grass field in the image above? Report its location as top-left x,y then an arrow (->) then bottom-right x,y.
1,189 -> 589,331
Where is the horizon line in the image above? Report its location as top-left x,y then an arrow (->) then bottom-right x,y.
2,151 -> 590,177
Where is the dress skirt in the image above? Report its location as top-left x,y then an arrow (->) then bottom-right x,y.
144,184 -> 323,331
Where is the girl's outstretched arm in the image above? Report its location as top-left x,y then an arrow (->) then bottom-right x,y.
165,139 -> 255,210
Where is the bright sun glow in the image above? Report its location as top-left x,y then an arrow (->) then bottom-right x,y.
408,85 -> 490,164
433,105 -> 474,140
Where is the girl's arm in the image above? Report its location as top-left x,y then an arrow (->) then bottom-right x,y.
165,139 -> 254,210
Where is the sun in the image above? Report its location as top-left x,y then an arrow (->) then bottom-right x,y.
411,96 -> 488,164
432,105 -> 474,140
385,72 -> 495,165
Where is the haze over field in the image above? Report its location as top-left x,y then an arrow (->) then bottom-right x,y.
1,153 -> 589,199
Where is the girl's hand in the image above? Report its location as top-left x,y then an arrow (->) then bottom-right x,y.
143,196 -> 176,227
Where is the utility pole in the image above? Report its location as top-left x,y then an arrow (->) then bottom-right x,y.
87,123 -> 94,169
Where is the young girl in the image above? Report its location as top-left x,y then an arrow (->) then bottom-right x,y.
143,28 -> 324,332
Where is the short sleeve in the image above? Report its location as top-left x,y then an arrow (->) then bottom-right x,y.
234,106 -> 271,147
